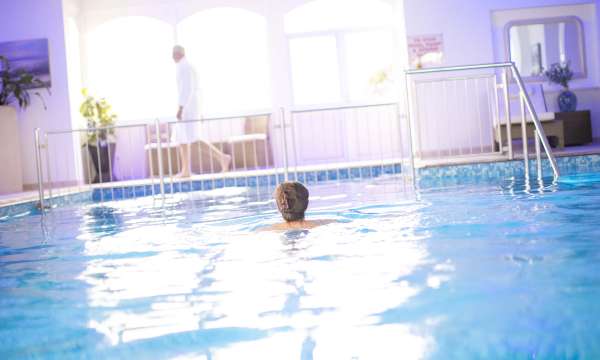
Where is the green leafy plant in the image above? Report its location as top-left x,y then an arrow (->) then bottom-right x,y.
79,88 -> 117,144
369,66 -> 395,96
0,55 -> 49,109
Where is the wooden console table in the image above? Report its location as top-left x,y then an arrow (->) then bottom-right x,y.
554,110 -> 592,146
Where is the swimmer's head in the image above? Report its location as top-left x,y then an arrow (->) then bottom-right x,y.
274,182 -> 309,222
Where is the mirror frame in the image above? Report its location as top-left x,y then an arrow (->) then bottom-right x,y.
504,16 -> 587,81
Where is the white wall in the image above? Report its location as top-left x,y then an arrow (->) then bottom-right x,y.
403,0 -> 600,142
403,0 -> 596,66
0,0 -> 78,188
492,3 -> 599,88
493,3 -> 600,137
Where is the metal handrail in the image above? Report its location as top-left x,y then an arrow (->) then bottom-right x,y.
405,62 -> 513,75
46,112 -> 275,136
290,101 -> 398,114
166,112 -> 273,126
405,61 -> 560,179
510,63 -> 560,177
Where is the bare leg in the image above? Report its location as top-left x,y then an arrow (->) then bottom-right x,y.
203,141 -> 231,172
178,143 -> 192,178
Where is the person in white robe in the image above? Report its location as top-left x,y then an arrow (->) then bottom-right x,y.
172,45 -> 230,177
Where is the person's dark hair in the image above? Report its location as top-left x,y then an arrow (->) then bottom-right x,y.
274,182 -> 309,222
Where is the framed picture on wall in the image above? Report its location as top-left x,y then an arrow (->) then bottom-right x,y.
0,38 -> 51,88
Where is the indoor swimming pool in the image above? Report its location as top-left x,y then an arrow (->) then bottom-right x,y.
1,173 -> 600,359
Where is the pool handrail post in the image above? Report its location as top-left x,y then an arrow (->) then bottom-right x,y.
519,92 -> 530,179
289,112 -> 299,181
279,107 -> 289,182
34,128 -> 45,212
403,72 -> 417,187
510,63 -> 560,178
154,119 -> 166,202
535,129 -> 543,180
145,124 -> 156,197
501,68 -> 513,159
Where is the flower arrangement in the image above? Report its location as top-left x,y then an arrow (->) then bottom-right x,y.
544,62 -> 577,112
543,62 -> 573,89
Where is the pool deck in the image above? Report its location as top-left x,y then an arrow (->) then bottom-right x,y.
415,140 -> 600,168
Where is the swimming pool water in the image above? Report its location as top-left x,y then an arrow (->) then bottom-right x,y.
1,174 -> 600,359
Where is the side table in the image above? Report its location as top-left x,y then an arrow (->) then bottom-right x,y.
554,110 -> 593,146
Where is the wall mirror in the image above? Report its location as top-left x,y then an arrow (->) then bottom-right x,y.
506,16 -> 586,80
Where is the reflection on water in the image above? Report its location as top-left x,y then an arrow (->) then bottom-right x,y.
71,182 -> 433,358
2,174 -> 600,358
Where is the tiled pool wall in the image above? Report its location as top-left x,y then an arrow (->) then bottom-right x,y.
2,155 -> 600,219
91,163 -> 402,202
0,191 -> 93,220
417,154 -> 600,186
0,163 -> 402,219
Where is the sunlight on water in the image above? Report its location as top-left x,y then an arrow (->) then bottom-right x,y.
2,175 -> 600,358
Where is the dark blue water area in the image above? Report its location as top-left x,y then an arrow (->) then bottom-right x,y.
1,174 -> 600,359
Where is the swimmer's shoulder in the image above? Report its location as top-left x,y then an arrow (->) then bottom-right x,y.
301,219 -> 336,229
258,219 -> 336,232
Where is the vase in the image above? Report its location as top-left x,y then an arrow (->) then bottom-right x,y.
0,106 -> 24,194
557,89 -> 577,112
87,141 -> 117,183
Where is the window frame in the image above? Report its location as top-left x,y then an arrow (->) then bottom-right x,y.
286,26 -> 398,109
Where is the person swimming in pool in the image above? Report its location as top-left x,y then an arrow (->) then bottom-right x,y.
263,181 -> 334,231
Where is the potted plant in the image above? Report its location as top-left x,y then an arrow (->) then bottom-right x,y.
0,55 -> 49,194
369,66 -> 395,97
544,62 -> 576,112
80,89 -> 118,183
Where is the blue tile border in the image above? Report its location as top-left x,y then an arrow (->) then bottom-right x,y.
0,191 -> 94,221
10,154 -> 600,216
82,162 -> 403,202
417,154 -> 600,186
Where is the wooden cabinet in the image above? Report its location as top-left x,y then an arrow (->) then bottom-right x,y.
555,110 -> 592,146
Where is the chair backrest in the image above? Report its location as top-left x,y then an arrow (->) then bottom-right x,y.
146,123 -> 170,143
244,115 -> 270,135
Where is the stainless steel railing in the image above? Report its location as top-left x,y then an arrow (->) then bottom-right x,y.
405,61 -> 560,179
288,102 -> 407,176
33,62 -> 561,210
33,103 -> 411,209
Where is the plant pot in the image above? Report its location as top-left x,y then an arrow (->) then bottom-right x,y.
87,141 -> 117,183
558,89 -> 577,112
0,106 -> 23,194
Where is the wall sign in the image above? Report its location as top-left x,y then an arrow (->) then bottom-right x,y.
408,34 -> 444,69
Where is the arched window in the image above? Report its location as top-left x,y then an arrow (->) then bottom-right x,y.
285,0 -> 397,105
176,8 -> 271,115
86,17 -> 176,122
285,0 -> 394,34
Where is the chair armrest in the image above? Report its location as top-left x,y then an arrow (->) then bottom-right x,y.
144,142 -> 180,150
226,134 -> 267,143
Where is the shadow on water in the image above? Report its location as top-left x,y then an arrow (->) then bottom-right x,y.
85,206 -> 125,238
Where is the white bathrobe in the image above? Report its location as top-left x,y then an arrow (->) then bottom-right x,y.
173,57 -> 201,144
